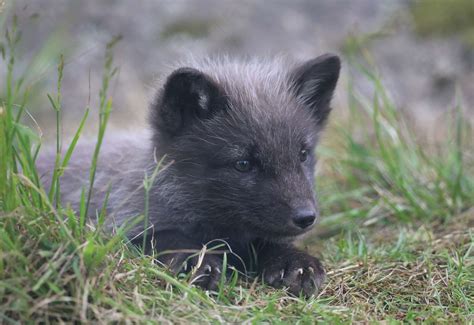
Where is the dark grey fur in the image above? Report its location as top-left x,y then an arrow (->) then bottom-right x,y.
37,54 -> 341,296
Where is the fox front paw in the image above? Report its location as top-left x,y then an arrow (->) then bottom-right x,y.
261,252 -> 325,297
163,252 -> 224,292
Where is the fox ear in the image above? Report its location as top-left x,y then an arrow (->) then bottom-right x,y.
291,54 -> 340,127
151,67 -> 226,136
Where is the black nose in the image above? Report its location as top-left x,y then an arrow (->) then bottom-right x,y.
292,209 -> 316,229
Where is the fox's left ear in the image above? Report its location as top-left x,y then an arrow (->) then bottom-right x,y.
290,54 -> 340,127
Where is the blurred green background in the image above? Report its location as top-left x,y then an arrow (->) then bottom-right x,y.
1,0 -> 473,138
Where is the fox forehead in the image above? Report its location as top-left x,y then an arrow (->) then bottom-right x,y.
167,56 -> 299,114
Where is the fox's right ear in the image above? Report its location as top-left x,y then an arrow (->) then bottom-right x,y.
151,68 -> 227,136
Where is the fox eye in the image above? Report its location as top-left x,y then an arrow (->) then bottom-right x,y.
299,149 -> 309,162
234,160 -> 252,172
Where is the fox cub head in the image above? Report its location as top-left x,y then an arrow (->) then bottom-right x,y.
150,54 -> 340,240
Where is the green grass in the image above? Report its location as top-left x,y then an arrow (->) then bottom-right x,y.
1,16 -> 473,323
411,0 -> 474,47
